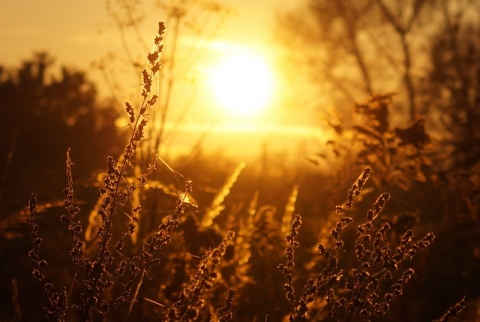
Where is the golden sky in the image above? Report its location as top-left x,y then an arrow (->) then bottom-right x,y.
0,0 -> 300,111
0,0 -> 294,70
0,0 -> 104,66
0,0 -> 322,158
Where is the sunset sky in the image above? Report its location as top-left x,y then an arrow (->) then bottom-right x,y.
0,0 -> 299,106
0,0 -> 294,72
0,0 -> 320,157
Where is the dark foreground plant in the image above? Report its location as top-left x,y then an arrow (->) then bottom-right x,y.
433,296 -> 469,322
28,21 -> 166,321
161,231 -> 235,321
279,167 -> 438,321
26,20 -> 239,322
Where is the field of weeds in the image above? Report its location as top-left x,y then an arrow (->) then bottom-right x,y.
1,1 -> 480,320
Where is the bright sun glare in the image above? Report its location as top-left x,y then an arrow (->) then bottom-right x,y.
208,51 -> 275,117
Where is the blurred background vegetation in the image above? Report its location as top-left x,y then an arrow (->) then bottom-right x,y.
0,0 -> 479,320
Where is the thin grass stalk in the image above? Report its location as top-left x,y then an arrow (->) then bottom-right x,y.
80,101 -> 144,321
127,269 -> 145,317
77,22 -> 166,321
201,162 -> 246,227
282,184 -> 299,235
155,12 -> 181,156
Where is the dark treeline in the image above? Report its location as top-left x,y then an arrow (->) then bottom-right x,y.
0,52 -> 123,214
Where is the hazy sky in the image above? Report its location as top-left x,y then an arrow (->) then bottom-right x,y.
0,0 -> 318,157
1,1 -> 104,66
0,0 -> 295,70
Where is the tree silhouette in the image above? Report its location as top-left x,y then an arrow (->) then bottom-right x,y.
426,11 -> 480,170
278,0 -> 478,122
0,52 -> 123,214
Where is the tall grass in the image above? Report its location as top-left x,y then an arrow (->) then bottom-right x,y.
21,21 -> 474,322
279,167 -> 436,321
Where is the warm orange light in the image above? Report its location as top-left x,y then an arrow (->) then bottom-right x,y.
208,50 -> 275,117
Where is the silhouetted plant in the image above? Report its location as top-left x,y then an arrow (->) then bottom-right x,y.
320,94 -> 432,192
434,296 -> 469,322
213,288 -> 236,322
13,9 -> 476,322
161,231 -> 235,321
24,21 -> 241,322
25,22 -> 168,321
279,167 -> 437,321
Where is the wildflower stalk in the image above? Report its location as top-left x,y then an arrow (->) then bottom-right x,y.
279,167 -> 437,321
62,149 -> 83,309
278,214 -> 302,313
125,179 -> 191,317
434,296 -> 469,322
77,22 -> 166,321
163,231 -> 235,321
214,289 -> 236,322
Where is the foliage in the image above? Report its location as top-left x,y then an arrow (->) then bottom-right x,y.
277,7 -> 480,320
279,167 -> 436,321
0,5 -> 478,321
279,0 -> 479,156
425,11 -> 480,170
318,94 -> 432,191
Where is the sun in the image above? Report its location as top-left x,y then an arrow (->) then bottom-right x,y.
208,51 -> 275,117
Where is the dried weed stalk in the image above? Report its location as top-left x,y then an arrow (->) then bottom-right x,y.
279,167 -> 436,321
27,22 -> 169,321
162,231 -> 235,321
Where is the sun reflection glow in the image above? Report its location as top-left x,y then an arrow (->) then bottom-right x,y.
208,50 -> 275,117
